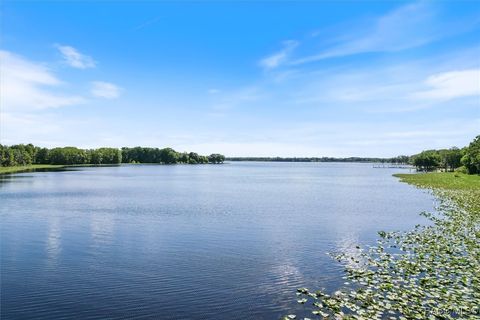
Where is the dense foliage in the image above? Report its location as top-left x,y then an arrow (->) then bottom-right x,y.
285,175 -> 480,319
411,148 -> 463,172
461,136 -> 480,174
121,147 -> 209,164
409,135 -> 479,174
0,144 -> 224,166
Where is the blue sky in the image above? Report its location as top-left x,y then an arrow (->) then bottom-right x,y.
1,1 -> 479,157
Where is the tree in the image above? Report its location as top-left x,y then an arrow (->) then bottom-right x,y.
35,148 -> 50,164
0,145 -> 16,166
159,148 -> 179,164
461,135 -> 480,174
208,154 -> 225,164
12,148 -> 31,165
442,147 -> 462,171
48,147 -> 89,165
412,150 -> 440,171
178,152 -> 190,164
90,148 -> 122,164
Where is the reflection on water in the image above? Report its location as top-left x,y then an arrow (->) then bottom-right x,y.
90,212 -> 115,246
46,217 -> 62,264
336,234 -> 367,270
0,162 -> 435,320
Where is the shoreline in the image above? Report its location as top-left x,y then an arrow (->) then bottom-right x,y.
0,162 -> 226,175
393,171 -> 480,190
0,164 -> 67,174
289,171 -> 479,318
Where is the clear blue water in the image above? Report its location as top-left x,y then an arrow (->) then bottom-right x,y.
0,162 -> 435,319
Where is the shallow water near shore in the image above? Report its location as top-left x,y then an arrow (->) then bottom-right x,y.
1,162 -> 435,319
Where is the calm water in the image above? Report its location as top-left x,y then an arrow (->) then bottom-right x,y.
1,162 -> 435,319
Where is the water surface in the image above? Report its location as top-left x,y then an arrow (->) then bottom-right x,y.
1,162 -> 434,319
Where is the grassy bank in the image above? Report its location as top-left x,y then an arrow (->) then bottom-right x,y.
289,172 -> 480,319
0,164 -> 66,174
394,171 -> 480,190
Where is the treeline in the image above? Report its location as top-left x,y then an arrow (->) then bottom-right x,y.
0,144 -> 225,166
121,147 -> 225,164
410,135 -> 480,174
226,156 -> 410,163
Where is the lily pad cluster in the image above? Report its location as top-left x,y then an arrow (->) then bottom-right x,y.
285,188 -> 480,319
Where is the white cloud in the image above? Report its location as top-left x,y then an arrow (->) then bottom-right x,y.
0,50 -> 85,111
259,40 -> 298,69
56,44 -> 96,69
411,69 -> 480,101
91,81 -> 121,99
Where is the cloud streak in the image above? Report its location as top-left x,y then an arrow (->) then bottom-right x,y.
259,40 -> 298,69
261,2 -> 479,67
292,3 -> 440,64
56,44 -> 96,69
91,81 -> 122,99
411,69 -> 480,101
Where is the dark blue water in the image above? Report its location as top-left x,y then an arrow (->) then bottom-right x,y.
1,162 -> 434,319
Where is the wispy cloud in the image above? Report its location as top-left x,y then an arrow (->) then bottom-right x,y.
276,46 -> 480,114
411,69 -> 480,101
56,44 -> 96,69
0,50 -> 85,111
293,3 -> 440,64
260,2 -> 479,67
259,40 -> 298,69
91,81 -> 121,99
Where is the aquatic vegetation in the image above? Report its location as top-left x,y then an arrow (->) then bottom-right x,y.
0,164 -> 66,174
286,174 -> 480,319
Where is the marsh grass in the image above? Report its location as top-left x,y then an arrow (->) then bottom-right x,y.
0,164 -> 66,174
393,172 -> 480,190
286,173 -> 480,319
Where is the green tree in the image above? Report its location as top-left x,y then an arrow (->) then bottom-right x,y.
178,152 -> 190,164
48,147 -> 89,165
442,147 -> 462,171
208,153 -> 225,164
0,145 -> 16,166
35,148 -> 50,164
90,148 -> 122,164
461,135 -> 480,174
159,148 -> 179,164
412,150 -> 440,171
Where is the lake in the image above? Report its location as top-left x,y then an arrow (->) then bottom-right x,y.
0,162 -> 435,319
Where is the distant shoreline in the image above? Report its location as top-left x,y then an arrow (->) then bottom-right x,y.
226,157 -> 407,163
